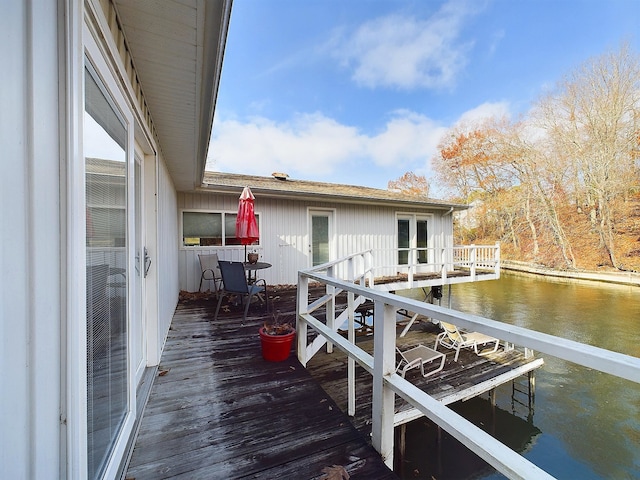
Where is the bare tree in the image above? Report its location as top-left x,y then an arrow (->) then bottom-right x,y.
536,43 -> 640,269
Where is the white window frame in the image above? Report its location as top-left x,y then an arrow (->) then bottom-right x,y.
180,209 -> 262,250
395,212 -> 434,271
74,18 -> 136,480
307,208 -> 336,267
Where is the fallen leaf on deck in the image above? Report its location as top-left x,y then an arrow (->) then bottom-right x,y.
320,464 -> 350,479
158,369 -> 170,376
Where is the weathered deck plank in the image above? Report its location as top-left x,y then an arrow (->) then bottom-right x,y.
305,319 -> 542,437
126,291 -> 397,480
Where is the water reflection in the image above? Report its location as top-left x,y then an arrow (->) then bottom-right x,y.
399,273 -> 640,479
397,397 -> 542,480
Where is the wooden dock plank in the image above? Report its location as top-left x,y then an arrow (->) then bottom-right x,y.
305,319 -> 542,436
126,290 -> 396,480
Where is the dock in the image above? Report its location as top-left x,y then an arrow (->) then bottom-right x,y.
305,318 -> 543,436
125,285 -> 542,479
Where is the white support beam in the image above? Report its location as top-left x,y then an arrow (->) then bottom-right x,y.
387,374 -> 555,480
347,291 -> 356,416
371,302 -> 397,468
296,277 -> 309,365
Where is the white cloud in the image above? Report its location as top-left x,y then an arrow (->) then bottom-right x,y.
206,104 -> 512,185
207,110 -> 451,179
207,114 -> 364,177
330,1 -> 480,90
455,101 -> 511,126
365,111 -> 447,167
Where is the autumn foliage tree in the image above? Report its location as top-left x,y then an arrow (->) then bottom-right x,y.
432,44 -> 640,271
388,172 -> 430,197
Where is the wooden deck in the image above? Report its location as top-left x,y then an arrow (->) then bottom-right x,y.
125,285 -> 542,479
305,318 -> 543,437
125,289 -> 397,480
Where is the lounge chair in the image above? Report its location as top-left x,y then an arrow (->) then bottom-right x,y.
198,253 -> 222,294
214,260 -> 268,322
396,345 -> 446,378
435,321 -> 500,361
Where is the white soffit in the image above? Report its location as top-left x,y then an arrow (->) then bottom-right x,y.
114,0 -> 231,190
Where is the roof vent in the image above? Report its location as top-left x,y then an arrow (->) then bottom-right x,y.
272,172 -> 289,181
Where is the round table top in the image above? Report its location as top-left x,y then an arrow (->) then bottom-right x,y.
243,261 -> 271,270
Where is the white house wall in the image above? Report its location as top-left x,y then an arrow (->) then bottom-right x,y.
1,1 -> 188,478
178,191 -> 454,290
156,159 -> 180,356
1,1 -> 66,478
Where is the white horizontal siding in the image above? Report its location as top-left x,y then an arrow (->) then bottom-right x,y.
177,191 -> 453,290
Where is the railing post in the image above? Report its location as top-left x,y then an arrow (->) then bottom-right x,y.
297,274 -> 309,366
367,249 -> 375,288
470,244 -> 477,280
371,301 -> 396,468
326,265 -> 335,354
347,291 -> 356,416
441,247 -> 447,282
495,241 -> 501,278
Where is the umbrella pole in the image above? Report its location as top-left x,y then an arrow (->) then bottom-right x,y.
244,244 -> 247,263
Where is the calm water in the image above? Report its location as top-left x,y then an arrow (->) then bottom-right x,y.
397,272 -> 640,479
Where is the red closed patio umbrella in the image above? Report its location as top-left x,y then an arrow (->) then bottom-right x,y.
236,186 -> 259,262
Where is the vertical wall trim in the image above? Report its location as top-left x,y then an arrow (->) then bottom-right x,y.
64,1 -> 87,478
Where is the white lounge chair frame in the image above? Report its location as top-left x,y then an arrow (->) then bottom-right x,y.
396,345 -> 446,378
435,321 -> 500,361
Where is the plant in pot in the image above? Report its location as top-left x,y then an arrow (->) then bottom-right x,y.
259,311 -> 295,362
247,250 -> 259,264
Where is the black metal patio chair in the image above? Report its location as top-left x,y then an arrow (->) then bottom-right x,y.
214,260 -> 268,322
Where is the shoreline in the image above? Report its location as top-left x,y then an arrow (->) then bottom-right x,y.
500,260 -> 640,287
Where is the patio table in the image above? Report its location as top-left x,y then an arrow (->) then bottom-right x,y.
243,261 -> 271,284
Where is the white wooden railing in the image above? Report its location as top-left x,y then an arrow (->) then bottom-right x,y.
326,244 -> 501,291
296,249 -> 640,479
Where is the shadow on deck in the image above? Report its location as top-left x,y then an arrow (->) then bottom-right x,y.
125,287 -> 397,480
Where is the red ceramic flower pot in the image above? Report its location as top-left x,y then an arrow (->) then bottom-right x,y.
259,327 -> 295,362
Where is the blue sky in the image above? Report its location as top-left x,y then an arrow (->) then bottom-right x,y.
206,0 -> 640,195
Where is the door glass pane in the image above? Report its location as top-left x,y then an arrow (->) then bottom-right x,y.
312,215 -> 329,266
417,219 -> 428,263
85,65 -> 128,480
398,219 -> 409,265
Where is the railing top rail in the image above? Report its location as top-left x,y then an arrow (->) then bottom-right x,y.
306,249 -> 373,273
299,270 -> 640,384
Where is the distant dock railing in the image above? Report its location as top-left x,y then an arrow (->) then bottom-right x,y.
297,249 -> 640,480
326,244 -> 501,291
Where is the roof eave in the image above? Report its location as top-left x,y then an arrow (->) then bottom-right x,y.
195,0 -> 232,188
194,184 -> 468,211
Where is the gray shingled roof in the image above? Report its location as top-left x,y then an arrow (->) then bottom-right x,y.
200,172 -> 467,210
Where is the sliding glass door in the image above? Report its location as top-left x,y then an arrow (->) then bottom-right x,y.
84,63 -> 130,480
